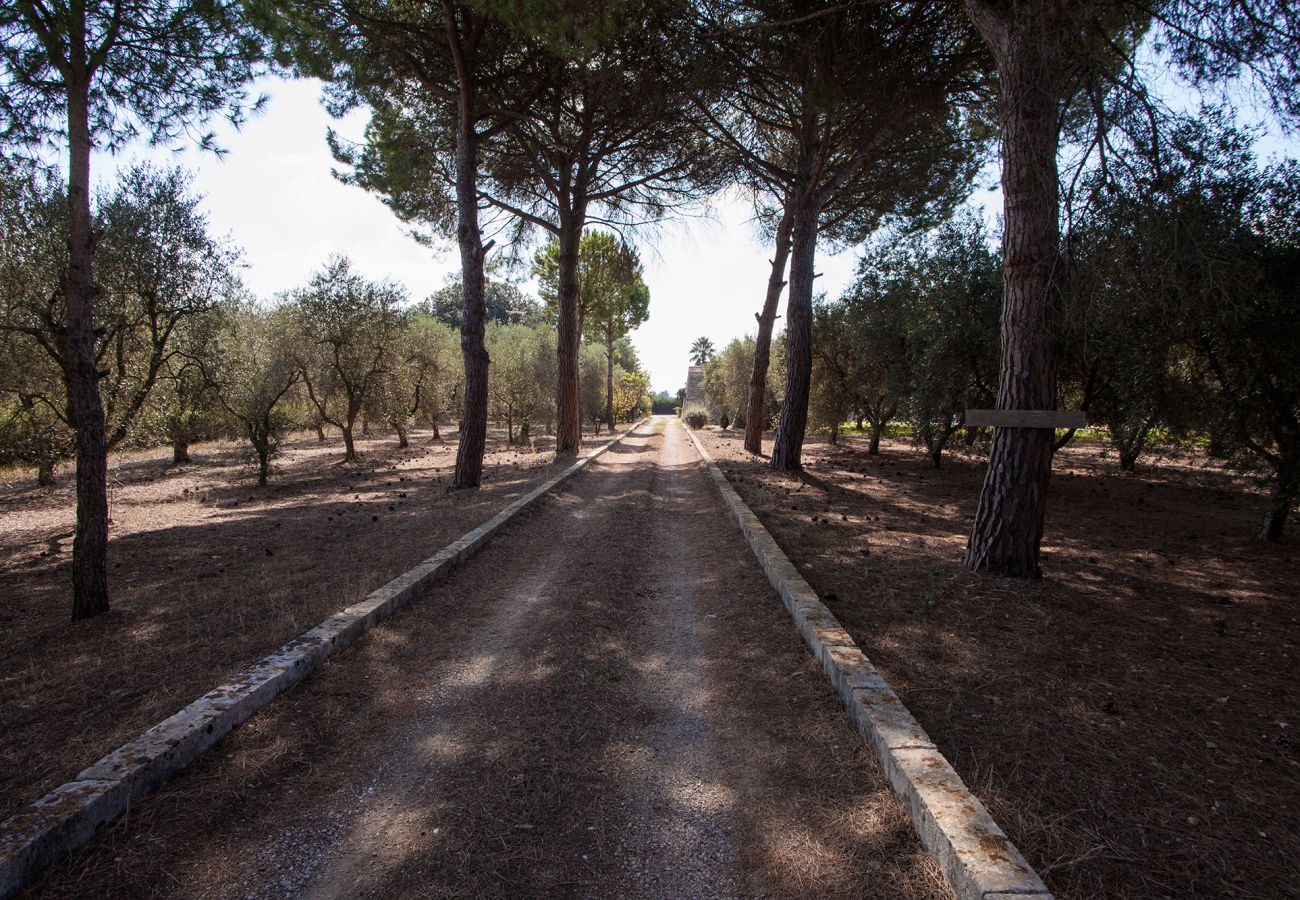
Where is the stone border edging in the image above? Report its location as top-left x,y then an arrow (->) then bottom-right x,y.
0,420 -> 647,899
681,425 -> 1052,900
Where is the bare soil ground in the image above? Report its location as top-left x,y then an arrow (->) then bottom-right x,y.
0,425 -> 614,823
22,418 -> 948,899
699,427 -> 1300,899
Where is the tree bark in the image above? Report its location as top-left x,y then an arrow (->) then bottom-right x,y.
744,203 -> 793,455
1261,452 -> 1298,542
605,328 -> 616,433
869,421 -> 884,455
447,7 -> 490,490
65,71 -> 110,621
554,215 -> 585,457
172,434 -> 190,464
341,422 -> 357,461
963,5 -> 1065,577
771,153 -> 821,472
37,458 -> 56,487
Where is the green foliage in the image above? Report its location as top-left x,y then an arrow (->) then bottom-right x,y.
288,256 -> 407,458
533,231 -> 649,340
422,277 -> 542,329
689,336 -> 715,366
702,336 -> 765,429
486,322 -> 554,443
841,212 -> 999,465
0,0 -> 265,156
0,163 -> 239,475
685,411 -> 708,430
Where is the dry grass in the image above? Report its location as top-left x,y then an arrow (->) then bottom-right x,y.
0,425 -> 607,822
702,427 -> 1300,899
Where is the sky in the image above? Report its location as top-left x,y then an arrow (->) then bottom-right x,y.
94,76 -> 875,396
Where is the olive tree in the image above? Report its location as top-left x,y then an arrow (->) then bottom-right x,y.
289,256 -> 406,462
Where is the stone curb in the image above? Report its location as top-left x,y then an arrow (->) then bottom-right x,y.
0,420 -> 647,899
681,425 -> 1052,900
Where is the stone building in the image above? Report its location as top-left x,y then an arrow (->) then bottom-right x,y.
681,365 -> 713,420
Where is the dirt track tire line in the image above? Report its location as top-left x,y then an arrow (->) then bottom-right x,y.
681,423 -> 1052,900
0,420 -> 648,899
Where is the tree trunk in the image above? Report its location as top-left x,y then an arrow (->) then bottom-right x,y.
869,421 -> 884,455
605,330 -> 616,433
745,203 -> 793,455
65,73 -> 110,621
37,458 -> 56,487
447,12 -> 489,490
396,419 -> 409,448
256,442 -> 271,486
554,216 -> 584,458
316,423 -> 326,441
771,159 -> 821,472
342,422 -> 357,461
963,7 -> 1064,578
828,421 -> 839,445
1261,454 -> 1298,542
929,432 -> 953,469
172,434 -> 191,464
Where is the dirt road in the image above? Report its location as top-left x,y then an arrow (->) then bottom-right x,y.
28,417 -> 947,899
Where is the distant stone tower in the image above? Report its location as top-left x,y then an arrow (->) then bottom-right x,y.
681,365 -> 711,420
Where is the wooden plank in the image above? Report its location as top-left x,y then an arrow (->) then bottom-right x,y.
964,409 -> 1087,429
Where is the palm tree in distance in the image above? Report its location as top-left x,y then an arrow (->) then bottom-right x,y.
689,336 -> 716,366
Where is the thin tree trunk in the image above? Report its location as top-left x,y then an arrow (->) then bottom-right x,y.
172,434 -> 190,464
342,422 -> 357,461
554,216 -> 584,458
745,203 -> 793,455
605,330 -> 616,433
396,420 -> 409,448
37,458 -> 56,487
65,71 -> 110,621
771,158 -> 821,472
316,423 -> 326,441
963,8 -> 1064,578
447,15 -> 489,490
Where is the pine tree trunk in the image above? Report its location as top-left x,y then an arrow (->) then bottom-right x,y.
745,204 -> 793,455
771,165 -> 821,472
605,331 -> 616,433
963,6 -> 1064,578
449,47 -> 489,489
65,74 -> 110,621
554,217 -> 584,458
